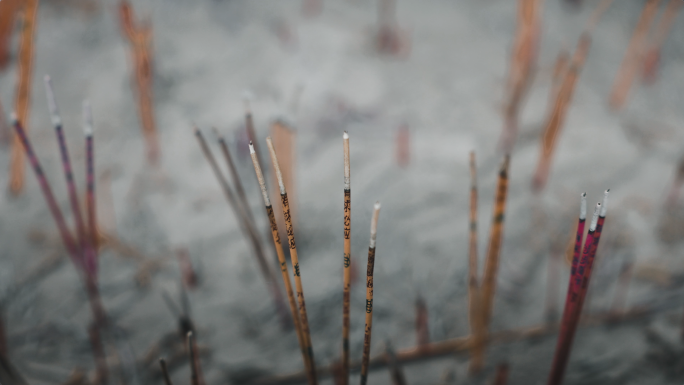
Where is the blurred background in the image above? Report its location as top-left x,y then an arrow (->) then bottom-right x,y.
0,0 -> 683,384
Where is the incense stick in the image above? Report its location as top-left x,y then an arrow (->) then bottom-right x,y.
360,202 -> 381,385
476,155 -> 510,366
159,358 -> 174,385
187,331 -> 203,385
492,363 -> 509,385
244,97 -> 265,170
10,114 -> 80,263
642,0 -> 682,83
83,101 -> 98,253
266,136 -> 318,385
608,0 -> 661,110
384,341 -> 407,385
194,127 -> 289,326
342,131 -> 351,385
214,127 -> 254,223
467,151 -> 485,373
249,141 -> 310,379
9,0 -> 38,194
415,296 -> 429,346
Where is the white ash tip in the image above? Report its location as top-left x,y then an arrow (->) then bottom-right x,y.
249,142 -> 255,154
580,192 -> 587,220
374,201 -> 381,210
343,131 -> 349,139
82,100 -> 93,136
600,189 -> 609,217
590,202 -> 601,231
43,75 -> 61,126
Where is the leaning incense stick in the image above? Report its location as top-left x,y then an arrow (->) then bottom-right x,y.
342,131 -> 351,384
476,155 -> 510,364
187,331 -> 203,385
45,77 -> 89,264
214,127 -> 254,223
547,199 -> 605,385
642,0 -> 682,83
467,151 -> 485,373
244,98 -> 265,170
608,0 -> 661,110
360,202 -> 381,385
11,114 -> 80,263
159,358 -> 174,385
266,136 -> 318,385
194,128 -> 289,326
83,101 -> 98,252
249,142 -> 310,380
9,0 -> 39,194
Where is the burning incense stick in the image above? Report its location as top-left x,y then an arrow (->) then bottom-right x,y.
44,77 -> 93,276
642,0 -> 682,83
342,131 -> 351,384
547,194 -> 608,385
475,155 -> 510,366
194,127 -> 289,326
159,358 -> 174,385
608,0 -> 661,110
249,141 -> 310,379
9,0 -> 39,194
360,202 -> 381,385
266,136 -> 318,385
83,101 -> 98,253
244,97 -> 265,169
214,128 -> 254,223
187,331 -> 204,385
467,151 -> 485,373
11,114 -> 80,263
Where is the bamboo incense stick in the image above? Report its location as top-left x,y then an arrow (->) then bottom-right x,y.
44,77 -> 93,276
9,0 -> 39,194
159,358 -> 174,385
214,127 -> 254,223
194,127 -> 289,326
475,155 -> 510,367
249,141 -> 310,379
360,202 -> 381,385
187,331 -> 203,385
10,114 -> 81,263
342,131 -> 351,385
83,101 -> 98,253
467,151 -> 485,374
642,0 -> 682,83
266,136 -> 318,385
608,0 -> 661,110
244,98 -> 265,170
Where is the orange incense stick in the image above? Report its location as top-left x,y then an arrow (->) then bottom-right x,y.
249,142 -> 310,379
267,137 -> 318,385
360,202 -> 381,385
642,0 -> 682,83
342,131 -> 352,384
9,0 -> 39,194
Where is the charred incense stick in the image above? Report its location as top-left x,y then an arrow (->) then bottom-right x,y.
266,136 -> 318,385
11,114 -> 80,263
214,127 -> 254,223
608,0 -> 661,110
9,0 -> 39,194
249,141 -> 310,379
194,127 -> 289,326
159,358 -> 174,385
642,0 -> 682,83
474,155 -> 510,368
342,131 -> 352,384
360,202 -> 381,385
467,151 -> 485,373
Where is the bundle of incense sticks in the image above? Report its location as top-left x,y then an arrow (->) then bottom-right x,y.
360,202 -> 382,385
499,0 -> 542,153
266,137 -> 318,385
249,141 -> 311,382
12,77 -> 108,383
470,155 -> 510,373
532,0 -> 614,191
8,0 -> 39,194
118,0 -> 160,164
192,127 -> 289,327
609,0 -> 661,110
547,190 -> 609,385
642,0 -> 682,84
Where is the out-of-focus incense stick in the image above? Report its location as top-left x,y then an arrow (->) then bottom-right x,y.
467,151 -> 485,373
642,0 -> 682,83
492,363 -> 509,385
249,141 -> 310,379
267,136 -> 318,385
342,131 -> 352,384
214,128 -> 254,223
9,0 -> 39,194
187,331 -> 204,385
0,0 -> 20,69
360,202 -> 381,385
384,341 -> 407,385
159,358 -> 174,385
83,101 -> 98,253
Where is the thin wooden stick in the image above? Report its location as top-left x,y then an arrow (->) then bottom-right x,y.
474,155 -> 510,368
360,202 -> 381,385
0,0 -> 20,69
415,296 -> 429,346
249,141 -> 310,379
159,358 -> 174,385
10,114 -> 80,263
467,151 -> 484,374
342,131 -> 351,385
214,127 -> 254,223
187,331 -> 204,385
642,0 -> 682,83
608,0 -> 661,110
9,0 -> 39,194
194,127 -> 289,326
244,98 -> 265,171
84,101 -> 98,253
267,136 -> 318,385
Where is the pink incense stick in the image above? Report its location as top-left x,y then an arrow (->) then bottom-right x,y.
10,114 -> 80,265
44,77 -> 89,266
